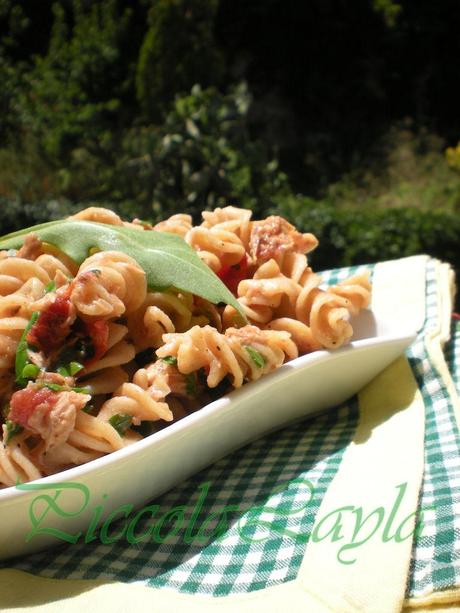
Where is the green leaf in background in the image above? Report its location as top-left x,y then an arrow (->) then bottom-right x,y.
0,220 -> 246,319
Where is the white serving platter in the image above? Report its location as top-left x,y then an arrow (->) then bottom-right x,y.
0,311 -> 416,561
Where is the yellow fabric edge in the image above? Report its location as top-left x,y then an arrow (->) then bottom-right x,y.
402,260 -> 460,610
0,255 -> 431,612
404,587 -> 460,609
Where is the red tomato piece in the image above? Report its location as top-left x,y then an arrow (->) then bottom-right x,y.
27,290 -> 72,353
84,319 -> 109,363
9,385 -> 57,430
217,254 -> 248,295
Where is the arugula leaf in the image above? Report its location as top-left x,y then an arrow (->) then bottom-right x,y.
244,346 -> 266,368
0,220 -> 246,318
5,420 -> 23,444
108,413 -> 132,435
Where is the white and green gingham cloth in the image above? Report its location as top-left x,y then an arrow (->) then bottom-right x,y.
2,259 -> 459,604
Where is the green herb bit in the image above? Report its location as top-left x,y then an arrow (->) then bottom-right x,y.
43,382 -> 63,392
244,346 -> 266,369
57,361 -> 84,378
71,385 -> 91,394
21,364 -> 40,380
69,361 -> 84,376
5,420 -> 23,444
162,355 -> 178,366
43,382 -> 90,394
15,311 -> 39,385
82,403 -> 95,414
44,280 -> 56,293
108,413 -> 132,436
185,373 -> 197,397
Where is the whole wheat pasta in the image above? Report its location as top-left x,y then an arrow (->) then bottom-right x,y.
71,251 -> 147,319
0,205 -> 372,487
154,214 -> 193,238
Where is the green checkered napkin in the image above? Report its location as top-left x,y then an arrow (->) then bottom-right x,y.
2,260 -> 460,603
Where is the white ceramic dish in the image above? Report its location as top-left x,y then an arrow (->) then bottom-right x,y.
0,311 -> 415,561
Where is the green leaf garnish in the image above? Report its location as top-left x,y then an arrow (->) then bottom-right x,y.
5,420 -> 23,444
69,361 -> 84,376
72,385 -> 91,394
14,276 -> 57,387
108,413 -> 132,435
162,356 -> 178,366
43,383 -> 90,394
0,220 -> 246,319
244,346 -> 266,368
21,364 -> 40,380
44,280 -> 56,293
15,311 -> 39,385
56,361 -> 84,377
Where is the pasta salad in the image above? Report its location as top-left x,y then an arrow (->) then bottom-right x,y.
0,206 -> 371,487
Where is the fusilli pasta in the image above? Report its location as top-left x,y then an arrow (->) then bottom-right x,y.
0,205 -> 372,487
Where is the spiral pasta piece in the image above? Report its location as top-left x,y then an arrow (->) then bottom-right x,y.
154,214 -> 193,238
185,226 -> 246,268
97,381 -> 173,426
157,324 -> 298,389
0,429 -> 43,487
267,318 -> 322,354
127,291 -> 193,351
201,206 -> 252,251
328,271 -> 372,316
71,251 -> 147,319
70,206 -> 124,226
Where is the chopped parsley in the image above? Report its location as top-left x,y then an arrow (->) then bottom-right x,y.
5,420 -> 23,444
15,311 -> 39,385
162,355 -> 178,366
57,361 -> 84,377
244,346 -> 266,369
43,382 -> 90,394
44,280 -> 56,293
21,363 -> 40,380
108,413 -> 132,435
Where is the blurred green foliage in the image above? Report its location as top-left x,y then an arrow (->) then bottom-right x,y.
0,0 -> 459,302
119,83 -> 289,220
273,197 -> 460,275
136,0 -> 224,121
